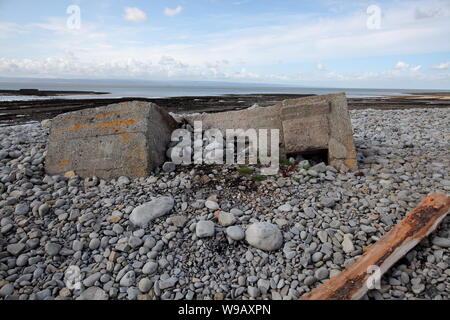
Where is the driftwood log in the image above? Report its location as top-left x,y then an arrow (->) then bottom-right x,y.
300,193 -> 450,300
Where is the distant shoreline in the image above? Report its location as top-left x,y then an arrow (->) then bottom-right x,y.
0,88 -> 109,97
1,93 -> 450,127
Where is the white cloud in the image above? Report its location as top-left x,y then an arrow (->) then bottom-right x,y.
431,62 -> 450,70
164,6 -> 183,17
123,7 -> 148,23
0,22 -> 29,39
316,62 -> 325,71
395,61 -> 410,69
1,56 -> 448,87
1,0 -> 450,87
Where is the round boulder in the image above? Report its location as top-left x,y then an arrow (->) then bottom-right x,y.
245,222 -> 283,251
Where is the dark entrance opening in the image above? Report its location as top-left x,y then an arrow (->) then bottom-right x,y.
287,149 -> 329,166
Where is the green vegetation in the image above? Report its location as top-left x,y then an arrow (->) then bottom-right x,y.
279,158 -> 292,166
237,166 -> 254,175
251,175 -> 266,182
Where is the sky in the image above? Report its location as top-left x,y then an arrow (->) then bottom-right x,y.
0,0 -> 449,89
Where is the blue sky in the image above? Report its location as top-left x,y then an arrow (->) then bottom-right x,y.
0,0 -> 449,88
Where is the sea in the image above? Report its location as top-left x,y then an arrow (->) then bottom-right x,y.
0,80 -> 445,101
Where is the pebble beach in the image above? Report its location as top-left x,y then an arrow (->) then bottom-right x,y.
0,107 -> 449,300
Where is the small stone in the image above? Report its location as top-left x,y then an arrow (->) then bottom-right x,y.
317,230 -> 328,243
59,288 -> 71,298
321,197 -> 336,208
217,211 -> 236,227
333,252 -> 344,265
0,283 -> 14,297
129,197 -> 175,227
330,270 -> 341,278
205,200 -> 219,210
361,225 -> 377,234
83,272 -> 102,287
412,283 -> 425,294
35,289 -> 51,300
159,277 -> 178,290
119,271 -> 136,287
432,237 -> 450,248
230,208 -> 243,216
7,243 -> 26,256
213,292 -> 224,300
196,221 -> 215,238
38,203 -> 50,217
128,236 -> 143,248
247,286 -> 260,298
342,234 -> 355,254
315,267 -> 329,280
89,238 -> 101,250
79,287 -> 108,300
226,226 -> 245,241
112,224 -> 124,234
312,252 -> 324,262
171,215 -> 188,228
143,237 -> 156,249
304,276 -> 316,286
45,243 -> 61,256
271,291 -> 282,300
16,254 -> 28,267
64,171 -> 76,179
162,162 -> 176,173
307,169 -> 318,177
117,176 -> 130,185
138,278 -> 153,293
15,203 -> 29,215
278,204 -> 292,212
142,261 -> 158,275
303,207 -> 317,219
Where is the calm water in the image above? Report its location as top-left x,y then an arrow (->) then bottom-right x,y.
0,81 -> 444,101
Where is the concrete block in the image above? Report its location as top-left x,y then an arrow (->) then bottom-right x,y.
184,93 -> 357,169
45,101 -> 178,179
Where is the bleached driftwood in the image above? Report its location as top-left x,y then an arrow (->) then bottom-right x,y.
300,193 -> 450,300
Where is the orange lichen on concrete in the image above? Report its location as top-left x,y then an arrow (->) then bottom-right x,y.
57,159 -> 71,170
97,119 -> 138,134
98,119 -> 137,129
67,123 -> 93,131
66,119 -> 137,133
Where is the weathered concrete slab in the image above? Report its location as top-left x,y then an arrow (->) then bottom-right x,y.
284,94 -> 357,169
45,101 -> 178,179
184,93 -> 357,169
280,100 -> 330,154
185,103 -> 282,132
